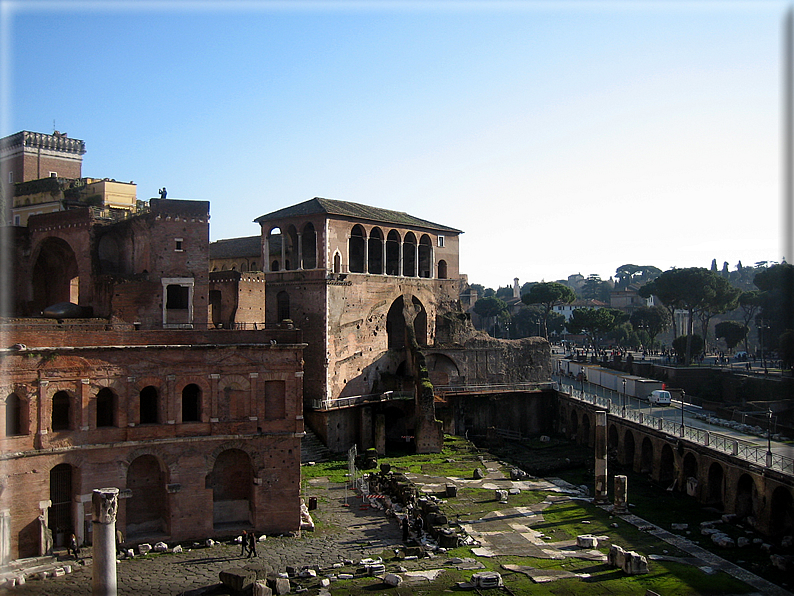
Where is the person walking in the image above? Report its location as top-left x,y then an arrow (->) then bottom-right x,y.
247,531 -> 257,558
68,533 -> 81,561
240,530 -> 248,557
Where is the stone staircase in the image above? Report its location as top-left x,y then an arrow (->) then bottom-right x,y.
301,426 -> 334,463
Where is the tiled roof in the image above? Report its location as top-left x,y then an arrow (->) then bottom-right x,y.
209,235 -> 261,259
254,197 -> 462,234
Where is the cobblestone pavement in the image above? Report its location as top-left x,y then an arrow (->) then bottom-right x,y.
0,480 -> 402,596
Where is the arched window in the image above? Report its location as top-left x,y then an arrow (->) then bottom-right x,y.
277,291 -> 290,322
5,393 -> 22,436
267,227 -> 282,272
333,252 -> 341,274
139,386 -> 159,424
437,259 -> 448,279
349,225 -> 366,273
418,234 -> 433,278
302,222 -> 317,269
403,232 -> 417,277
386,230 -> 401,275
285,225 -> 299,270
368,227 -> 384,274
182,384 -> 201,422
52,391 -> 71,431
96,388 -> 115,428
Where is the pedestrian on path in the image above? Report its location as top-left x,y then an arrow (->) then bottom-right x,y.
247,531 -> 257,558
240,530 -> 248,557
68,533 -> 81,561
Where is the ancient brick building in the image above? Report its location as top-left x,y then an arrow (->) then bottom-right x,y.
1,198 -> 304,562
252,197 -> 550,453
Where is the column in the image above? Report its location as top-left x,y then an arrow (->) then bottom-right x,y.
91,488 -> 119,596
398,241 -> 404,277
0,509 -> 10,565
297,231 -> 303,270
38,500 -> 52,556
594,411 -> 608,504
613,475 -> 628,514
381,240 -> 386,275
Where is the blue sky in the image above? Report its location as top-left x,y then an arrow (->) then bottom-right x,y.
2,0 -> 787,289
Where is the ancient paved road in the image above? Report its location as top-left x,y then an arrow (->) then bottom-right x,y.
1,480 -> 402,596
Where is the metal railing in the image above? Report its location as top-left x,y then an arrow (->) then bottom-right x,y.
435,382 -> 553,395
310,391 -> 414,411
557,381 -> 793,477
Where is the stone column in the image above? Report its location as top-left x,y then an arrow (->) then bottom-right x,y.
91,488 -> 119,596
613,475 -> 628,514
0,509 -> 11,565
594,411 -> 608,504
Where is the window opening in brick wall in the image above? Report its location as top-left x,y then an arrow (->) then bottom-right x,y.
175,238 -> 183,252
5,393 -> 22,436
277,290 -> 290,323
166,284 -> 189,309
182,384 -> 201,422
438,235 -> 445,247
52,391 -> 71,431
96,388 -> 115,427
49,464 -> 73,547
139,385 -> 159,424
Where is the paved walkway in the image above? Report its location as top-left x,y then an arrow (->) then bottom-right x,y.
0,480 -> 402,596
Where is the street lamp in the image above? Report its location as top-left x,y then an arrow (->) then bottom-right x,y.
680,390 -> 686,437
766,408 -> 773,467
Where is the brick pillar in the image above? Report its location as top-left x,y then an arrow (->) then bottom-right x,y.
594,411 -> 608,504
374,413 -> 386,456
80,378 -> 90,431
126,377 -> 137,427
209,374 -> 220,423
165,375 -> 176,425
249,372 -> 259,422
360,406 -> 373,450
36,379 -> 49,449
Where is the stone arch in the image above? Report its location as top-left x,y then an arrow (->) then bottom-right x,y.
640,437 -> 654,474
437,259 -> 448,279
659,444 -> 676,486
95,387 -> 116,428
349,225 -> 366,273
425,353 -> 461,386
607,424 -> 619,459
266,226 -> 282,272
52,390 -> 73,431
284,225 -> 299,271
301,222 -> 317,269
403,232 -> 417,276
181,383 -> 202,423
735,473 -> 757,521
682,452 -> 698,493
387,295 -> 428,350
333,251 -> 341,274
209,449 -> 253,528
385,230 -> 401,275
418,234 -> 433,278
31,236 -> 80,313
49,463 -> 75,547
126,454 -> 168,539
707,461 -> 724,508
368,227 -> 384,274
769,486 -> 794,539
623,429 -> 636,469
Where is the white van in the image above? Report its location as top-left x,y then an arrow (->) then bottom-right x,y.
649,390 -> 672,406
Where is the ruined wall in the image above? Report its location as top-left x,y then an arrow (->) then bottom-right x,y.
208,271 -> 266,328
0,337 -> 304,559
445,390 -> 556,438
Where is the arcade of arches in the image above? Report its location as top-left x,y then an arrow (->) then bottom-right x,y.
563,399 -> 794,538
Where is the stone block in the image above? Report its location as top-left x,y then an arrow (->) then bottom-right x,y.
473,468 -> 484,479
267,576 -> 291,595
623,551 -> 649,575
471,571 -> 503,588
576,534 -> 599,548
608,544 -> 627,568
319,578 -> 330,588
445,484 -> 457,497
153,541 -> 168,552
253,581 -> 273,596
383,573 -> 402,586
138,543 -> 152,555
173,544 -> 183,553
220,568 -> 257,592
495,489 -> 508,502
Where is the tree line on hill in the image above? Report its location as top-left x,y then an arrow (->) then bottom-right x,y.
469,261 -> 794,370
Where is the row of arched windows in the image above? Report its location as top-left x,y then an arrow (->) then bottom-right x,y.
265,223 -> 449,279
2,385 -> 202,436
